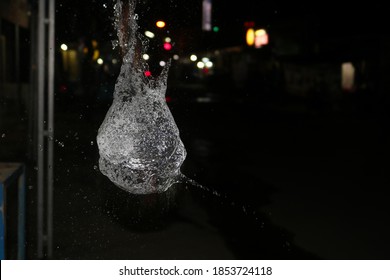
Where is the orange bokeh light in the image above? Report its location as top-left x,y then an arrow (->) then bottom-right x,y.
156,21 -> 166,28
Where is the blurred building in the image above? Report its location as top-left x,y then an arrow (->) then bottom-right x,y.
0,0 -> 31,111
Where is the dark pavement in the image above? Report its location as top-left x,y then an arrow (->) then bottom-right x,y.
1,87 -> 390,259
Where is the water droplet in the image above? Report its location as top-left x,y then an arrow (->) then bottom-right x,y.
93,165 -> 98,170
90,141 -> 94,145
56,140 -> 65,148
103,3 -> 107,8
1,133 -> 5,138
112,40 -> 119,49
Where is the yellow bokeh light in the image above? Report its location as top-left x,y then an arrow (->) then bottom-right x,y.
156,21 -> 166,28
246,28 -> 255,46
92,50 -> 100,61
255,29 -> 266,36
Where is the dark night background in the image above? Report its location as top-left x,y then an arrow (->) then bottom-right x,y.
1,0 -> 390,260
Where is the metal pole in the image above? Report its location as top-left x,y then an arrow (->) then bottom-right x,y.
37,0 -> 45,259
36,0 -> 55,259
15,25 -> 21,113
47,0 -> 55,259
28,11 -> 38,162
18,166 -> 26,259
0,19 -> 5,85
0,181 -> 5,260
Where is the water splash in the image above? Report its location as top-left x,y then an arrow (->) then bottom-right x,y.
97,0 -> 186,194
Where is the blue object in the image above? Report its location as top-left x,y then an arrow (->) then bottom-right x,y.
0,163 -> 26,260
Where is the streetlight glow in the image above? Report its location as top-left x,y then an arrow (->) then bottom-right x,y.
190,55 -> 197,61
145,31 -> 155,38
197,61 -> 205,69
246,28 -> 255,46
254,29 -> 268,48
255,29 -> 266,36
156,21 -> 166,28
61,44 -> 68,51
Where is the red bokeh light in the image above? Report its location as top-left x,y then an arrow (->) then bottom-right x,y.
163,42 -> 172,51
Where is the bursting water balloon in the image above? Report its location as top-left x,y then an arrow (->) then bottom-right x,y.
97,0 -> 186,194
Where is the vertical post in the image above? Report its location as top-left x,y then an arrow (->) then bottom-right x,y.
0,181 -> 4,259
37,0 -> 45,259
47,0 -> 55,259
0,18 -> 4,85
0,18 -> 5,90
28,9 -> 38,162
36,0 -> 55,259
15,24 -> 21,112
18,166 -> 26,259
